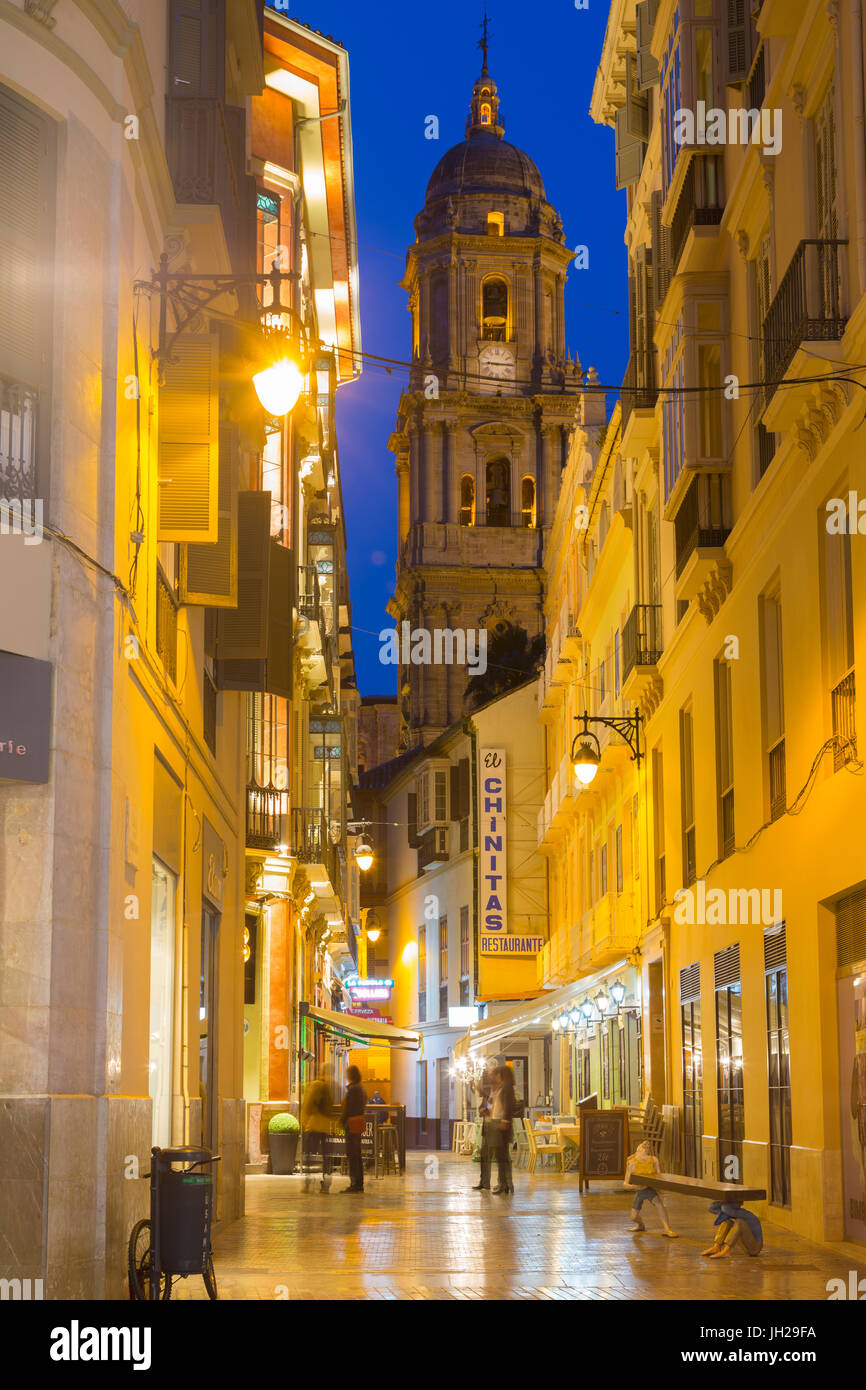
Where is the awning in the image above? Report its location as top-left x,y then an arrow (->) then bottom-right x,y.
454,958 -> 631,1058
301,1003 -> 421,1050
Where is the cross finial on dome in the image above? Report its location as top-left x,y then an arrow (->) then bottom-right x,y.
479,4 -> 490,74
467,8 -> 505,139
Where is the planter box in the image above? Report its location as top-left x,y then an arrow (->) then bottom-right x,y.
268,1131 -> 300,1175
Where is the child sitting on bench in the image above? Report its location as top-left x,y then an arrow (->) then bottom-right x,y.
624,1140 -> 677,1237
701,1201 -> 764,1258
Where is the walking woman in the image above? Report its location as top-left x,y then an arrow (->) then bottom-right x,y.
340,1064 -> 367,1194
474,1065 -> 515,1194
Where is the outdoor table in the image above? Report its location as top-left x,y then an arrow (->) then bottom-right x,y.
554,1124 -> 581,1172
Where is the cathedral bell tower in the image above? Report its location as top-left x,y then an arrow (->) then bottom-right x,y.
388,37 -> 604,748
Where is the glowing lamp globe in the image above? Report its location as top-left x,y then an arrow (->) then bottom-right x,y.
252,357 -> 304,416
572,739 -> 600,786
354,840 -> 374,872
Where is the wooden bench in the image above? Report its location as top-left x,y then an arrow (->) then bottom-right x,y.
627,1172 -> 766,1207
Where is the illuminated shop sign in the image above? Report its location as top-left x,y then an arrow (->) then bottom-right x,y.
0,651 -> 52,784
344,974 -> 393,1001
479,746 -> 543,958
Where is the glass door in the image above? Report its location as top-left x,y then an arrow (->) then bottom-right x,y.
150,858 -> 177,1148
200,905 -> 220,1151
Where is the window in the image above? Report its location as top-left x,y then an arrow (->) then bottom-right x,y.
614,628 -> 621,697
715,945 -> 744,1183
765,924 -> 791,1206
150,859 -> 177,1147
434,769 -> 448,822
698,343 -> 723,458
482,277 -> 508,341
681,966 -> 703,1178
816,81 -> 838,242
615,824 -> 623,895
822,519 -> 856,768
418,774 -> 429,829
653,748 -> 665,911
602,1027 -> 611,1099
601,842 -> 608,896
200,904 -> 220,1150
599,657 -> 606,705
487,211 -> 504,236
257,190 -> 283,299
485,458 -> 510,527
680,708 -> 696,886
520,476 -> 536,527
439,915 -> 448,1018
715,659 -> 734,858
662,351 -> 685,501
430,273 -> 449,362
480,102 -> 492,125
760,590 -> 786,820
459,905 -> 470,1005
459,473 -> 475,525
418,924 -> 427,1023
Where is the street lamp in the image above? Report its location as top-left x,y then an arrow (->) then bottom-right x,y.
252,354 -> 304,416
570,709 -> 643,784
580,996 -> 595,1021
353,840 -> 374,872
610,978 -> 626,1007
594,988 -> 611,1017
366,926 -> 381,943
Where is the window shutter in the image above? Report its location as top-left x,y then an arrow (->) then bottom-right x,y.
651,190 -> 670,311
714,943 -> 741,988
265,538 -> 293,701
679,962 -> 700,1002
0,86 -> 55,389
624,52 -> 649,141
458,757 -> 470,820
450,763 -> 460,820
725,0 -> 753,86
407,792 -> 419,848
169,0 -> 225,100
836,887 -> 866,968
157,332 -> 220,543
179,420 -> 239,605
214,490 -> 270,683
615,107 -> 646,191
636,1 -> 659,90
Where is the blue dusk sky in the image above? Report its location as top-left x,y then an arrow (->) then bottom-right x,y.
284,0 -> 630,694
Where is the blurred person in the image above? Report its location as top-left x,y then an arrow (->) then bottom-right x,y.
486,1065 -> 516,1195
301,1069 -> 335,1192
340,1065 -> 367,1194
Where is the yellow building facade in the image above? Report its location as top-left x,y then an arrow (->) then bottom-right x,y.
585,0 -> 866,1244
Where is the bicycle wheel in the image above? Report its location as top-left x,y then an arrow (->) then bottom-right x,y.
127,1219 -> 172,1301
202,1251 -> 218,1301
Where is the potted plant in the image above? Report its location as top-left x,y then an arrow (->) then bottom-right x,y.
268,1112 -> 301,1175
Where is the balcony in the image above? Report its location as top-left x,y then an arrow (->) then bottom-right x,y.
622,604 -> 663,706
762,239 -> 848,395
577,897 -> 639,973
246,782 -> 283,852
0,375 -> 38,502
418,824 -> 449,872
831,669 -> 857,771
297,565 -> 335,695
674,472 -> 732,617
620,348 -> 658,445
669,155 -> 724,272
165,97 -> 256,279
291,806 -> 339,892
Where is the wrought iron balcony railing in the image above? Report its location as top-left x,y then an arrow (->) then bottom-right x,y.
246,782 -> 283,851
621,349 -> 658,434
670,155 -> 724,271
291,806 -> 339,889
0,375 -> 38,502
831,669 -> 856,771
762,239 -> 848,388
768,738 -> 786,821
674,471 -> 731,577
622,603 -> 663,684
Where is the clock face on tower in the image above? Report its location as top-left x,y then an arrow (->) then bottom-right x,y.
478,343 -> 515,384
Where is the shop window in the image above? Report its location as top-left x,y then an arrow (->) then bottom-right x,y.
764,924 -> 791,1206
680,706 -> 696,886
681,973 -> 703,1178
459,473 -> 475,526
715,658 -> 734,859
715,945 -> 744,1183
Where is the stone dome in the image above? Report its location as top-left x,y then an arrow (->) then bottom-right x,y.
424,130 -> 547,205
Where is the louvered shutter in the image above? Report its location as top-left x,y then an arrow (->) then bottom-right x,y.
169,0 -> 225,100
214,490 -> 270,686
836,888 -> 866,968
725,0 -> 753,86
458,757 -> 470,820
636,1 -> 659,90
651,189 -> 671,310
624,52 -> 649,141
615,108 -> 645,191
450,763 -> 460,820
714,943 -> 741,989
179,420 -> 239,605
265,538 -> 293,700
157,332 -> 220,543
763,923 -> 786,972
0,86 -> 55,389
634,244 -> 652,388
680,962 -> 700,1002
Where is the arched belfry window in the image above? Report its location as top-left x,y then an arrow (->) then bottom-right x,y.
521,476 -> 536,527
481,103 -> 492,124
459,474 -> 475,526
482,277 -> 508,341
486,458 -> 510,527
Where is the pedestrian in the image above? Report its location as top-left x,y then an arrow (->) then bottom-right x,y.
624,1141 -> 677,1236
700,1201 -> 763,1258
340,1064 -> 367,1194
300,1070 -> 334,1192
474,1064 -> 515,1194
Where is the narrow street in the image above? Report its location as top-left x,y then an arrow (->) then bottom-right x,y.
171,1155 -> 855,1301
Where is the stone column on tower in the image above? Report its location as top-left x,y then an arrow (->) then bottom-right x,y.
396,450 -> 410,544
533,255 -> 544,372
408,417 -> 422,525
424,421 -> 442,523
443,420 -> 458,523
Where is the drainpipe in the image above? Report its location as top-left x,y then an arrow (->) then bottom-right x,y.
852,0 -> 866,294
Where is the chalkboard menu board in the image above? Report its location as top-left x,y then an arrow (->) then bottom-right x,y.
578,1107 -> 628,1191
